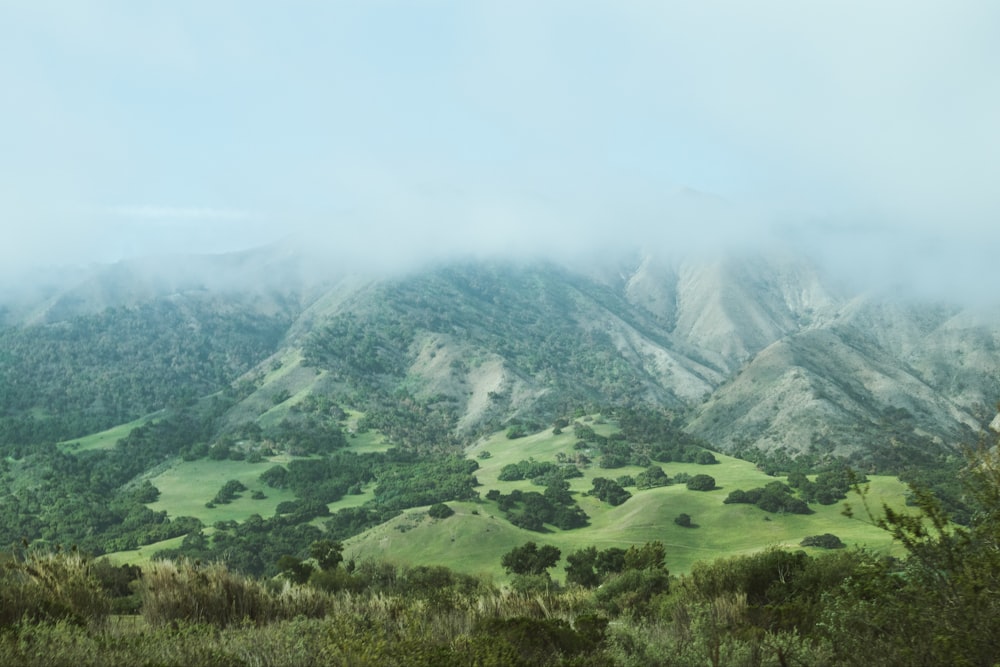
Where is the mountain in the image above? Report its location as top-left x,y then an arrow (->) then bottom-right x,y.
3,245 -> 998,466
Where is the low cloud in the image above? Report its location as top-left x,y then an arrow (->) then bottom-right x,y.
2,2 -> 1000,304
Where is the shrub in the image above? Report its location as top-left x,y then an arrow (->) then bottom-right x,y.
470,617 -> 598,665
498,464 -> 525,481
595,568 -> 671,617
686,474 -> 716,491
695,449 -> 719,464
428,503 -> 455,519
211,479 -> 247,505
800,533 -> 845,549
635,466 -> 670,489
590,477 -> 631,506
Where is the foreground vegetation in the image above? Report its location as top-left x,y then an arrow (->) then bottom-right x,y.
3,439 -> 999,666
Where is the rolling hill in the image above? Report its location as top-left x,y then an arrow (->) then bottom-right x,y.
2,244 -> 998,571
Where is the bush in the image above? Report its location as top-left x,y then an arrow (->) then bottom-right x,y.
686,474 -> 716,491
595,568 -> 671,617
470,617 -> 599,665
635,466 -> 670,490
506,425 -> 527,439
800,533 -> 845,549
590,477 -> 631,506
211,479 -> 248,505
427,503 -> 455,519
695,449 -> 719,464
674,513 -> 693,528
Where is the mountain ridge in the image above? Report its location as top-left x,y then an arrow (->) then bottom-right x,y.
3,245 -> 997,464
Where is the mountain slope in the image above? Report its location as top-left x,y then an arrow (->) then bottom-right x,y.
3,246 -> 998,464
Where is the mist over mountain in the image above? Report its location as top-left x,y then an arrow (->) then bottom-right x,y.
4,243 -> 995,468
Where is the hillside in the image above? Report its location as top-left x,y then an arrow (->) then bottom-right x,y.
4,247 -> 998,460
1,246 -> 998,568
218,250 -> 998,465
341,421 -> 909,580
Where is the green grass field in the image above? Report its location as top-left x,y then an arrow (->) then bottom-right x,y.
146,457 -> 298,525
101,534 -> 189,567
341,409 -> 393,453
103,411 -> 388,564
344,417 -> 912,581
103,413 -> 914,580
58,412 -> 163,452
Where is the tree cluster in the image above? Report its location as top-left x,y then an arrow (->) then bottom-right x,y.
725,481 -> 812,513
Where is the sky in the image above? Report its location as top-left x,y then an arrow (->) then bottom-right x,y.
2,1 -> 1000,301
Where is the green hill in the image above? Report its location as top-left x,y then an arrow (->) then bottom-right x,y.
342,421 -> 909,580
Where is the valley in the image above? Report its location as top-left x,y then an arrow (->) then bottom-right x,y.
1,248 -> 998,665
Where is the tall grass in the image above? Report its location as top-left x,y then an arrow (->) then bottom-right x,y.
0,548 -> 110,627
139,559 -> 329,627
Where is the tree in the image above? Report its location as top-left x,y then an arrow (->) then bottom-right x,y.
635,465 -> 670,489
564,547 -> 601,588
624,541 -> 667,571
694,450 -> 719,465
686,474 -> 716,491
824,436 -> 1000,666
590,477 -> 631,506
565,545 -> 627,588
800,533 -> 844,549
675,512 -> 693,528
501,542 -> 561,576
309,539 -> 344,571
595,547 -> 627,577
427,502 -> 454,519
276,555 -> 314,584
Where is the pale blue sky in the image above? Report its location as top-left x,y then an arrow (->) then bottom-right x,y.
3,1 -> 1000,297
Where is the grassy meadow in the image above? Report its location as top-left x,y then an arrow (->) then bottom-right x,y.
95,412 -> 913,578
58,412 -> 162,452
146,457 -> 298,524
344,417 -> 911,581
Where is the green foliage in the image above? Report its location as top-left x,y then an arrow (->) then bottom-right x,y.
724,481 -> 812,514
800,533 -> 844,549
624,541 -> 667,572
589,477 -> 631,506
597,569 -> 672,618
0,301 -> 287,448
325,506 -> 401,541
821,440 -> 1000,666
505,424 -> 528,439
428,503 -> 455,519
501,542 -> 561,576
158,513 -> 324,577
0,548 -> 110,627
308,540 -> 344,572
564,547 -> 602,588
674,513 -> 693,528
373,455 -> 480,510
140,559 -> 327,628
0,418 -> 214,554
634,465 -> 670,490
492,485 -> 589,532
615,406 -> 718,464
210,479 -> 247,505
498,458 -> 562,482
470,616 -> 608,666
685,474 -> 716,491
564,546 -> 627,588
277,555 -> 314,584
